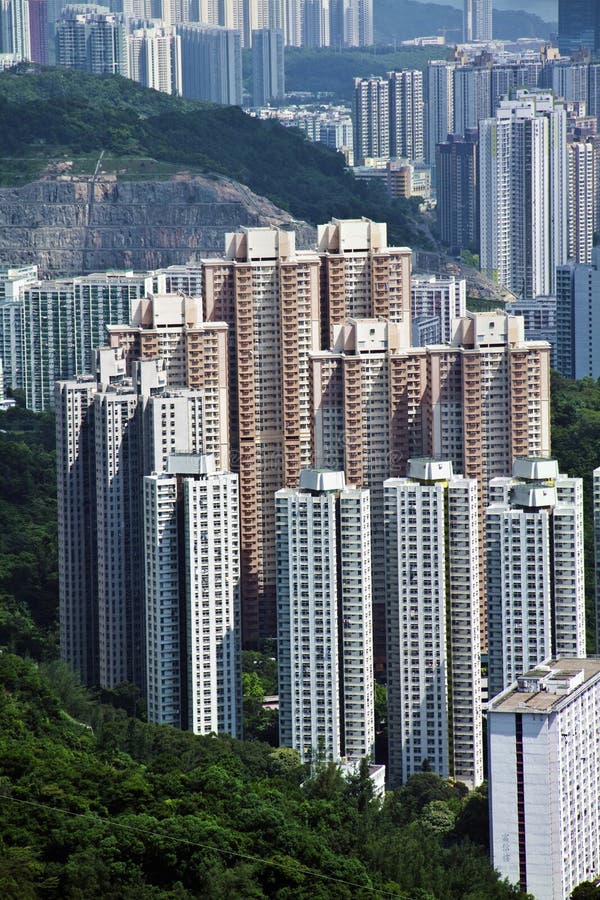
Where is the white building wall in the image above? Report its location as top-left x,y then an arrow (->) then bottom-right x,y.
144,474 -> 182,727
185,470 -> 242,737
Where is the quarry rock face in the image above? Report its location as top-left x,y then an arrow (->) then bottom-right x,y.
0,174 -> 316,276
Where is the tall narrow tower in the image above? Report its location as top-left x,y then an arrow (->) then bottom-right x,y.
463,0 -> 492,42
203,227 -> 321,644
385,459 -> 483,789
144,454 -> 242,736
486,458 -> 586,698
276,469 -> 374,765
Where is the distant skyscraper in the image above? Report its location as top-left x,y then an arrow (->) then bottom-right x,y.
453,65 -> 490,136
488,659 -> 600,900
388,69 -> 424,163
352,76 -> 389,164
56,7 -> 127,75
544,61 -> 589,107
436,130 -> 479,256
178,25 -> 242,105
486,458 -> 586,699
479,91 -> 567,299
144,454 -> 242,736
126,23 -> 182,96
276,469 -> 374,765
301,0 -> 329,47
556,250 -> 600,379
251,28 -> 284,106
0,0 -> 31,58
558,0 -> 599,56
28,0 -> 48,63
385,459 -> 483,788
330,0 -> 372,47
567,135 -> 596,265
426,60 -> 454,167
489,63 -> 542,114
463,0 -> 491,42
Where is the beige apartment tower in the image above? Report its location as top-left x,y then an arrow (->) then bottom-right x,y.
312,311 -> 551,654
203,227 -> 321,643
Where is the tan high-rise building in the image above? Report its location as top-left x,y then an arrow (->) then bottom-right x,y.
203,227 -> 321,643
317,218 -> 412,346
312,310 -> 551,657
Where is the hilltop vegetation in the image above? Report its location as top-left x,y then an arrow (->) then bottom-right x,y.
0,66 -> 426,247
283,45 -> 447,101
0,651 -> 524,898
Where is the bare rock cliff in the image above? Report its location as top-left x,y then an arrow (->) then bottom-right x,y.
0,174 -> 316,276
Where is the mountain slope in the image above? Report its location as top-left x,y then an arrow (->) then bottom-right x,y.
0,67 -> 427,248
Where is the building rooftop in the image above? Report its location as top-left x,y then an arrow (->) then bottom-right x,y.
488,658 -> 600,715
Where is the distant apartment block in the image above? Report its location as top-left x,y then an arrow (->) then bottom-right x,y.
56,6 -> 127,75
251,28 -> 284,106
436,130 -> 479,256
178,25 -> 242,106
556,250 -> 600,379
410,273 -> 466,345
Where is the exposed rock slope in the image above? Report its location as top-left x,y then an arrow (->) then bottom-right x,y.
0,174 -> 316,277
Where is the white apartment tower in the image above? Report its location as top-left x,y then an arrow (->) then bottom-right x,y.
352,76 -> 389,165
385,459 -> 483,789
567,136 -> 595,264
593,466 -> 600,650
479,91 -> 567,299
486,458 -> 586,699
276,469 -> 374,765
126,24 -> 182,96
144,454 -> 241,736
463,0 -> 491,42
489,659 -> 600,900
388,69 -> 424,163
410,273 -> 466,345
57,340 -> 230,690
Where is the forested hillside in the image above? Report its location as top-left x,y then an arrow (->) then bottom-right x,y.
0,67 -> 426,247
0,652 -> 521,898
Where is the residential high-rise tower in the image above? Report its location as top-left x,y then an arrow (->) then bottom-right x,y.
385,459 -> 483,788
276,469 -> 374,765
486,458 -> 586,698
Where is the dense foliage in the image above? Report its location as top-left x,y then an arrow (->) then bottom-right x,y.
0,67 -> 426,247
0,652 -> 526,899
551,373 -> 600,650
283,46 -> 447,101
0,404 -> 57,660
